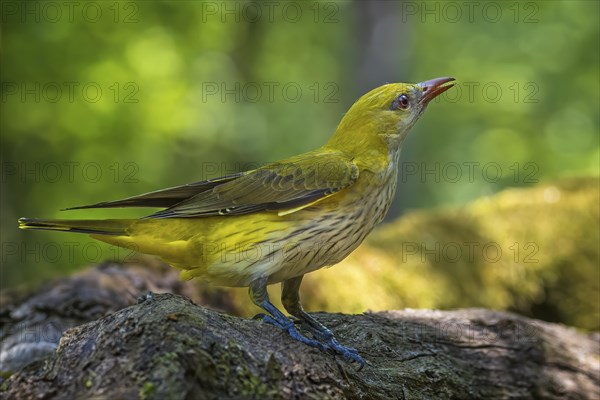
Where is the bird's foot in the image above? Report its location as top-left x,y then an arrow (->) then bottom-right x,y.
253,313 -> 328,352
302,324 -> 365,369
253,313 -> 365,369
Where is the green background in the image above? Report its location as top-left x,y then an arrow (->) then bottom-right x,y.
2,1 -> 599,322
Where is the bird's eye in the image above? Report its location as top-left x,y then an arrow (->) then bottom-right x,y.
390,94 -> 410,110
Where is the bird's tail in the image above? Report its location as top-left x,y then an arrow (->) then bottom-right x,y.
18,217 -> 131,236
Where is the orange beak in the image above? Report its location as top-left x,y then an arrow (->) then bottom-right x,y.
418,77 -> 455,105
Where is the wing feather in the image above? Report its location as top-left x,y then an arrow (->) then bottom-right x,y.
146,150 -> 358,218
62,173 -> 244,210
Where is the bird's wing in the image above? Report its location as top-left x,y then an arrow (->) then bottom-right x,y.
63,173 -> 244,210
146,150 -> 359,218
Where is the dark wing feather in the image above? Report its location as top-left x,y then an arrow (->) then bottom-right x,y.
62,172 -> 244,210
146,151 -> 359,219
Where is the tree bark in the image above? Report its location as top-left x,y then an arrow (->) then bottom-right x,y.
2,265 -> 598,399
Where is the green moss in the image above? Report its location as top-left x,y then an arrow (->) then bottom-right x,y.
139,382 -> 154,400
0,371 -> 13,381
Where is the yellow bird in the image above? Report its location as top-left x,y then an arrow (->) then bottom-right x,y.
19,77 -> 455,366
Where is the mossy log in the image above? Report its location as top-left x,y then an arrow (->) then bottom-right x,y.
2,266 -> 598,399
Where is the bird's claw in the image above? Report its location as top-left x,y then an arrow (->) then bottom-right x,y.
254,313 -> 365,369
301,324 -> 365,369
254,313 -> 328,352
322,336 -> 365,369
327,339 -> 365,371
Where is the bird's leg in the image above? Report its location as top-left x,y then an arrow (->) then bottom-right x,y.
249,277 -> 326,351
282,275 -> 365,367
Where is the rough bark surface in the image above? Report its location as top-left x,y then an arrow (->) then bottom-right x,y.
2,279 -> 599,399
0,262 -> 235,375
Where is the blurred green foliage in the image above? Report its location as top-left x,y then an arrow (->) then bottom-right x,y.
2,0 -> 599,328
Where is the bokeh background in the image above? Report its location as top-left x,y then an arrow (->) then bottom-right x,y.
2,1 -> 598,329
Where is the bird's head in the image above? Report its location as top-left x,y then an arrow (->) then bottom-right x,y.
327,77 -> 455,155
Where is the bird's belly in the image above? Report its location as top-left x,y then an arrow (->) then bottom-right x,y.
266,210 -> 373,283
273,187 -> 395,280
201,174 -> 397,287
